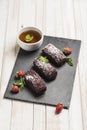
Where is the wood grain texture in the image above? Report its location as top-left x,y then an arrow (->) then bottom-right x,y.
61,1 -> 83,130
74,0 -> 87,130
19,0 -> 36,28
0,0 -> 8,79
61,0 -> 75,39
0,1 -> 12,130
33,105 -> 45,130
11,101 -> 33,130
69,68 -> 83,130
46,107 -> 69,130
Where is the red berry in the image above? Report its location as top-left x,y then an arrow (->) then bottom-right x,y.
55,103 -> 64,114
63,47 -> 72,55
17,70 -> 25,77
12,86 -> 19,93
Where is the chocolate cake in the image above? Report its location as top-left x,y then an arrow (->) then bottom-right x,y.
42,43 -> 66,66
24,70 -> 47,95
33,58 -> 57,81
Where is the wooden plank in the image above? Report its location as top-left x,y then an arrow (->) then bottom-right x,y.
45,0 -> 69,130
35,0 -> 44,30
74,0 -> 87,130
61,0 -> 83,130
0,0 -> 19,130
69,68 -> 83,130
46,107 -> 68,130
0,0 -> 8,84
55,0 -> 63,37
11,101 -> 33,130
1,0 -> 20,96
10,0 -> 35,130
61,0 -> 75,39
45,0 -> 56,36
19,0 -> 36,28
0,1 -> 11,130
33,105 -> 45,130
72,0 -> 83,40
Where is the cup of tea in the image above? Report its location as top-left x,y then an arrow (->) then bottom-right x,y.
17,27 -> 44,51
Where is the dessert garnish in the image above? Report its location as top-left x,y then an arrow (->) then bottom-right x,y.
38,56 -> 49,63
25,34 -> 34,42
13,77 -> 25,90
11,85 -> 19,93
63,47 -> 72,55
16,70 -> 25,78
11,70 -> 25,93
66,57 -> 73,66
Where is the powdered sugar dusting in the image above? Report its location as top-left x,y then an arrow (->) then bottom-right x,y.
34,59 -> 57,78
26,75 -> 35,81
43,43 -> 66,65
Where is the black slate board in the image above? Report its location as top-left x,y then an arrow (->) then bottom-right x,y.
4,35 -> 81,108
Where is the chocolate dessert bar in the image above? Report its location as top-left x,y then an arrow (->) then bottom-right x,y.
33,58 -> 57,81
42,43 -> 66,66
24,70 -> 47,95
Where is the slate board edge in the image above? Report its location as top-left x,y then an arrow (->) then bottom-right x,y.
4,95 -> 69,109
44,35 -> 81,43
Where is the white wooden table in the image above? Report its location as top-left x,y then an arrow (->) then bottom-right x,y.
0,0 -> 87,130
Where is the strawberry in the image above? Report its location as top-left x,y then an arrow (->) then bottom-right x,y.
11,86 -> 19,93
16,70 -> 25,78
55,103 -> 64,114
63,47 -> 72,55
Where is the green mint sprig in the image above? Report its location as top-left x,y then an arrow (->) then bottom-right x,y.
13,78 -> 25,90
66,57 -> 73,66
38,56 -> 49,63
25,34 -> 33,42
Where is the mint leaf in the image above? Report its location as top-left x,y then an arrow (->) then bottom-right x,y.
13,78 -> 25,90
38,56 -> 49,63
25,34 -> 33,42
66,57 -> 73,66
